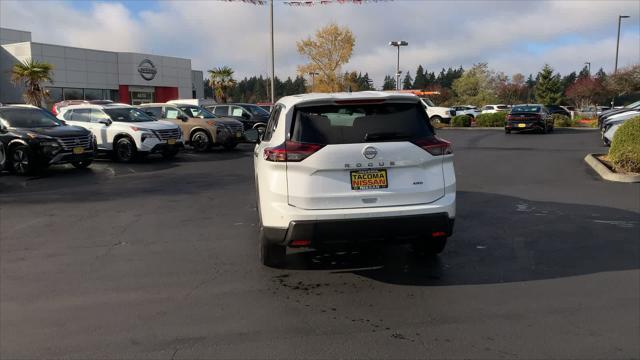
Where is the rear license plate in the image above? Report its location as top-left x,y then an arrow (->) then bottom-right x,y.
167,139 -> 176,145
72,147 -> 84,155
518,123 -> 526,128
350,169 -> 388,190
236,132 -> 242,138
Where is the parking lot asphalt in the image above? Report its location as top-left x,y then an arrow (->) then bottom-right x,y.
1,129 -> 639,359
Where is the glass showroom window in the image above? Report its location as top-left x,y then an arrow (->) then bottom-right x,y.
46,87 -> 63,108
63,88 -> 83,100
84,89 -> 103,100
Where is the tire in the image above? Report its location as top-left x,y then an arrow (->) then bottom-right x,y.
113,137 -> 136,163
505,128 -> 511,134
71,160 -> 93,169
190,130 -> 210,152
10,145 -> 37,175
412,237 -> 448,255
254,125 -> 266,137
430,116 -> 442,125
162,147 -> 179,159
223,142 -> 238,150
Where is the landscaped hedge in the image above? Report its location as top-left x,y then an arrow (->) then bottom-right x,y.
451,115 -> 472,127
552,114 -> 574,127
475,112 -> 506,127
609,116 -> 640,173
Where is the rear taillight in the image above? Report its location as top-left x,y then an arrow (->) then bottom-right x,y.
263,141 -> 325,162
411,137 -> 453,156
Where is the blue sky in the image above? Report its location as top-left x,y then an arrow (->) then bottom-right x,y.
1,0 -> 638,86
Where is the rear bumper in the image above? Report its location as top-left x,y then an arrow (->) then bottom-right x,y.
264,213 -> 454,249
505,121 -> 545,131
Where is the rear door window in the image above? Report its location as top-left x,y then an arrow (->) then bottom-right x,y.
291,102 -> 433,145
214,106 -> 229,116
71,109 -> 91,122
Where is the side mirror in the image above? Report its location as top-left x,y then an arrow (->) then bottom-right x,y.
178,115 -> 189,122
98,119 -> 112,126
58,119 -> 67,125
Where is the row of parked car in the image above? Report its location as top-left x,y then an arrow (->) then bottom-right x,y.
0,100 -> 269,175
598,100 -> 640,146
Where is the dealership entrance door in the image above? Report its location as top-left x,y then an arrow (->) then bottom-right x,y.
129,86 -> 155,105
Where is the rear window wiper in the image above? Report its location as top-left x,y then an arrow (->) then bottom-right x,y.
364,132 -> 413,142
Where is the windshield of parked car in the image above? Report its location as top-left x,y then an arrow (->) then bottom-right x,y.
103,107 -> 155,122
625,100 -> 640,109
511,106 -> 541,113
0,108 -> 62,128
497,105 -> 509,110
420,98 -> 436,107
177,105 -> 216,118
245,105 -> 270,116
292,102 -> 433,145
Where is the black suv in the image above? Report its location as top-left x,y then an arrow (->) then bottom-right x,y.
0,106 -> 96,175
206,103 -> 270,131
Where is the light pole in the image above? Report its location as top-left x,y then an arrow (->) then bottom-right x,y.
308,72 -> 319,92
389,41 -> 408,90
584,61 -> 591,76
269,0 -> 275,105
612,15 -> 630,106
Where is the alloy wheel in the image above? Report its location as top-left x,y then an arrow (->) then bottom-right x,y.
192,132 -> 209,151
12,149 -> 29,174
117,140 -> 133,161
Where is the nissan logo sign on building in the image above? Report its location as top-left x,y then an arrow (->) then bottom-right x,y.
138,59 -> 157,81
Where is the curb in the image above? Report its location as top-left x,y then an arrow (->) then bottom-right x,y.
584,154 -> 640,183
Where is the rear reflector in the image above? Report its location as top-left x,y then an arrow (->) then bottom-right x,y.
290,239 -> 311,247
264,141 -> 325,162
411,137 -> 453,156
432,231 -> 447,237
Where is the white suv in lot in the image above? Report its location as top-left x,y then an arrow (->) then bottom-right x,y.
58,104 -> 183,162
254,91 -> 456,267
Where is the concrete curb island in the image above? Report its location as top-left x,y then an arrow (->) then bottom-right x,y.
584,154 -> 640,183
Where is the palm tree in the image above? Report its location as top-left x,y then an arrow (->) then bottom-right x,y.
208,66 -> 237,103
11,59 -> 54,107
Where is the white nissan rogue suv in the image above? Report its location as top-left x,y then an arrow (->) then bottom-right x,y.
58,104 -> 183,162
254,91 -> 456,267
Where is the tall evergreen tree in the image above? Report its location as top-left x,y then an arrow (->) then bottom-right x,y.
413,65 -> 426,89
402,73 -> 413,90
382,75 -> 396,90
577,65 -> 591,80
535,64 -> 563,105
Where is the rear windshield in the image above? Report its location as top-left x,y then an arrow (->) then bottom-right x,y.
497,105 -> 509,110
104,108 -> 155,122
0,108 -> 62,128
291,102 -> 433,145
511,105 -> 540,113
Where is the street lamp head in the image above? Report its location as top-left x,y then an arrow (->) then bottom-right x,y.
619,15 -> 630,19
389,41 -> 408,47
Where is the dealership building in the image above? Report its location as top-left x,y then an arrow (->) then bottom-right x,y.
0,27 -> 204,107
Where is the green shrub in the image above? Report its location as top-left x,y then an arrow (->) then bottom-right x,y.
475,112 -> 506,127
609,116 -> 640,173
451,115 -> 472,127
552,114 -> 574,127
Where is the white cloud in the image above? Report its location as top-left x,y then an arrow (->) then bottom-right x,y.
1,0 -> 638,88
